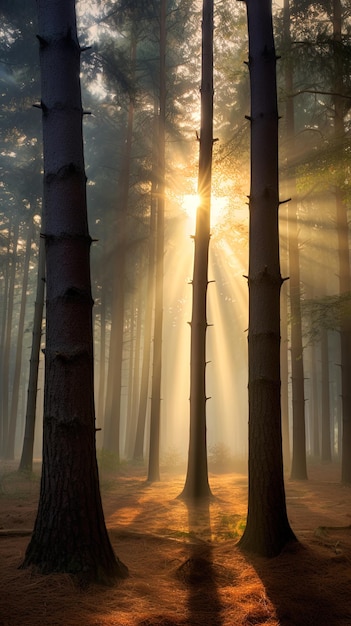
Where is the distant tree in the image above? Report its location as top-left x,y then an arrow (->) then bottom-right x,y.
179,0 -> 214,501
147,0 -> 167,482
21,0 -> 128,583
19,232 -> 45,472
238,0 -> 296,557
283,0 -> 308,480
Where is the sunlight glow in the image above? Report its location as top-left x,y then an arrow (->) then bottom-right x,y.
181,193 -> 228,231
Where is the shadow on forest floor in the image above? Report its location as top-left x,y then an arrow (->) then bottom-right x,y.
0,461 -> 351,625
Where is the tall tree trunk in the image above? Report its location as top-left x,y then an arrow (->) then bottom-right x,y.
6,217 -> 34,460
280,204 -> 291,470
133,109 -> 157,462
103,40 -> 136,460
238,0 -> 296,557
147,0 -> 167,483
21,0 -> 127,583
310,342 -> 320,458
19,232 -> 45,472
125,285 -> 142,458
1,219 -> 19,455
0,227 -> 11,451
321,328 -> 332,462
179,0 -> 214,501
332,0 -> 351,484
283,0 -> 307,480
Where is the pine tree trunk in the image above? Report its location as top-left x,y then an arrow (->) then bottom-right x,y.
332,0 -> 351,484
321,328 -> 332,462
103,39 -> 136,459
238,0 -> 296,557
19,232 -> 45,472
1,219 -> 19,455
6,218 -> 34,460
147,0 -> 167,483
133,109 -> 157,462
179,0 -> 213,502
283,0 -> 307,480
21,0 -> 127,583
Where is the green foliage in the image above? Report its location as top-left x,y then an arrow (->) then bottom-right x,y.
208,443 -> 234,473
215,513 -> 246,541
96,448 -> 121,472
161,446 -> 185,471
302,291 -> 351,343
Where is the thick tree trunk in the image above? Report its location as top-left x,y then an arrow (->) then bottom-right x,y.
147,0 -> 167,483
238,0 -> 296,557
19,232 -> 45,472
21,0 -> 127,583
179,0 -> 213,502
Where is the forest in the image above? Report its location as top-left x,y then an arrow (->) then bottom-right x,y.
1,0 -> 351,624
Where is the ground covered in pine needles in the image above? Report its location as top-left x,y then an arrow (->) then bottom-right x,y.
0,460 -> 350,626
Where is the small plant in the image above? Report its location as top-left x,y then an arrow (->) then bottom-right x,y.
208,443 -> 233,472
215,513 -> 246,541
96,449 -> 120,473
161,447 -> 185,472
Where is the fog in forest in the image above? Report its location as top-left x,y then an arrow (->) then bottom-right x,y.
1,0 -> 349,482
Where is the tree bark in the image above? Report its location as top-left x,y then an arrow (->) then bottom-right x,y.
6,218 -> 34,460
21,0 -> 127,583
283,0 -> 307,480
179,0 -> 214,502
103,49 -> 135,459
147,0 -> 167,483
1,219 -> 19,455
332,0 -> 351,484
238,0 -> 296,557
19,231 -> 45,472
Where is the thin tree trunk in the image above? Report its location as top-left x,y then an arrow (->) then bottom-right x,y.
1,219 -> 19,456
332,0 -> 351,484
179,0 -> 213,501
133,111 -> 157,462
238,0 -> 296,557
0,227 -> 12,452
6,218 -> 35,460
103,39 -> 136,460
19,232 -> 45,472
310,342 -> 320,458
147,0 -> 167,483
321,328 -> 332,462
283,0 -> 307,480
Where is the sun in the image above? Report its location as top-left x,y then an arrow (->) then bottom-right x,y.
181,193 -> 227,231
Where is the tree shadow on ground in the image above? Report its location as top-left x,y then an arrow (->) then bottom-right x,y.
173,501 -> 226,626
243,534 -> 351,626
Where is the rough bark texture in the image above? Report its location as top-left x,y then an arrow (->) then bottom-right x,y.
21,0 -> 128,583
179,0 -> 213,502
238,0 -> 296,557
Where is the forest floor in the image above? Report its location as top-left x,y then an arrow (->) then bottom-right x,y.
0,460 -> 350,626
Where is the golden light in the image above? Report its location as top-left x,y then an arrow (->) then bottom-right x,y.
181,193 -> 228,231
